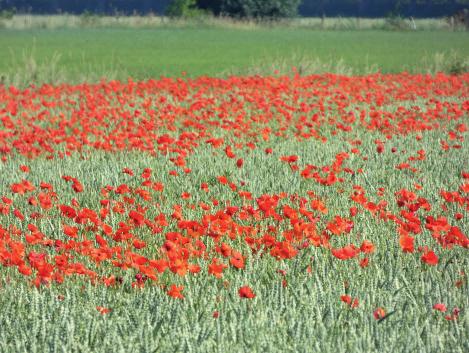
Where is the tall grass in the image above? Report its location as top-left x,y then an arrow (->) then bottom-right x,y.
0,14 -> 460,31
1,49 -> 467,88
420,50 -> 469,75
1,46 -> 128,87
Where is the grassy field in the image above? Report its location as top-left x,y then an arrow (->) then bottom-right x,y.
0,27 -> 468,86
0,17 -> 468,353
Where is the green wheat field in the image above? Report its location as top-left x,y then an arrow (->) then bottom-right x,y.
0,16 -> 468,353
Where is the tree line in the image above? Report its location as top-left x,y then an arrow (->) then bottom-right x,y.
0,0 -> 467,18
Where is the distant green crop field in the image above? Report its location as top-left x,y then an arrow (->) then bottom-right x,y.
0,28 -> 468,85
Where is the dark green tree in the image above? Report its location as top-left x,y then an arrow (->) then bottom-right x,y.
166,0 -> 198,17
0,0 -> 468,17
196,0 -> 222,14
220,0 -> 302,18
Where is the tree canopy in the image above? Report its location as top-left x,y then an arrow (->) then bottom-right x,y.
1,0 -> 467,18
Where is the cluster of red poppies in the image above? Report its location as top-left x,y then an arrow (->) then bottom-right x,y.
0,73 -> 467,310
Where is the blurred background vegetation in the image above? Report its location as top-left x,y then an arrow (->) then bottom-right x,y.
1,0 -> 468,86
1,0 -> 469,18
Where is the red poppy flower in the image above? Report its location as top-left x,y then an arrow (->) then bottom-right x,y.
96,306 -> 111,314
167,284 -> 184,299
19,165 -> 30,173
421,250 -> 438,266
373,307 -> 386,320
238,286 -> 256,299
433,303 -> 447,312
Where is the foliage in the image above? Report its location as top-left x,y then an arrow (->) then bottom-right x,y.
421,50 -> 469,75
0,0 -> 468,17
220,0 -> 301,18
383,14 -> 411,30
79,9 -> 101,26
0,0 -> 15,19
166,0 -> 207,18
169,0 -> 302,19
